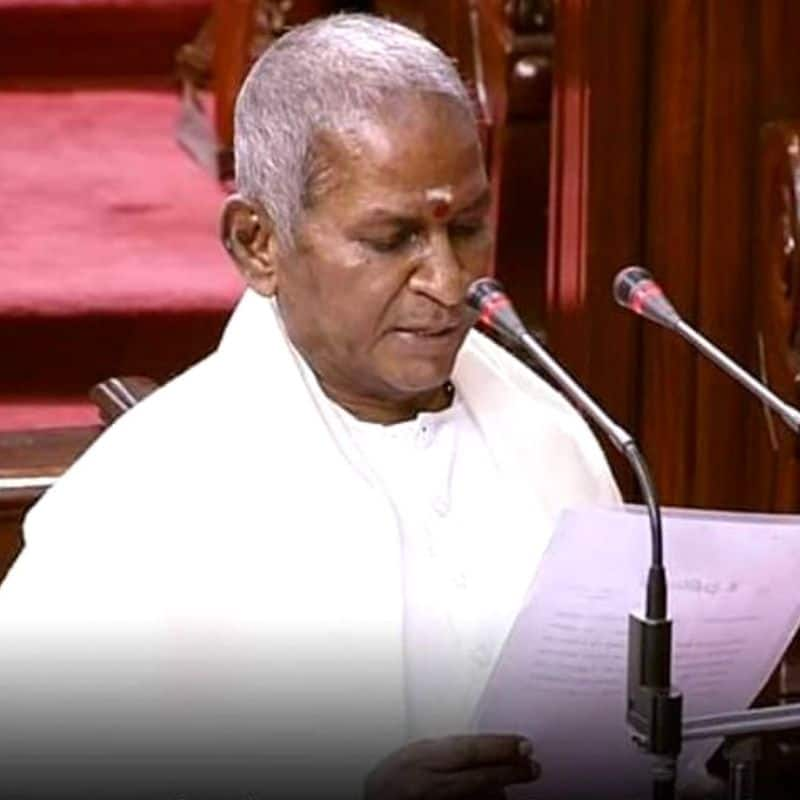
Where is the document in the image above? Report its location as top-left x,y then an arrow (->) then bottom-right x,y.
475,506 -> 800,799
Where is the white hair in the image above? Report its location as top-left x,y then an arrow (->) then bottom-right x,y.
233,13 -> 474,249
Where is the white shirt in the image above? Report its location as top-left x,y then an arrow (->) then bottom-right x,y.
324,389 -> 540,737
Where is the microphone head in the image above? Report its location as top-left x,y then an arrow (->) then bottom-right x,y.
613,266 -> 653,306
612,266 -> 682,329
466,278 -> 527,340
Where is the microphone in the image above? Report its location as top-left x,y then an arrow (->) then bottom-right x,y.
467,277 -> 665,604
467,278 -> 683,790
468,279 -> 670,601
469,279 -> 633,451
614,266 -> 800,433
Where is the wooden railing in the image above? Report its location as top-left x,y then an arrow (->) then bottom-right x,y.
0,377 -> 157,583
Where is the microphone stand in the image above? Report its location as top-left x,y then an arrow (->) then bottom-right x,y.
663,342 -> 800,797
674,319 -> 800,433
518,328 -> 800,800
472,276 -> 800,799
683,704 -> 800,799
514,331 -> 683,800
613,266 -> 800,798
468,278 -> 684,798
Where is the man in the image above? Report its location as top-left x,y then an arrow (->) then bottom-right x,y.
0,14 -> 620,799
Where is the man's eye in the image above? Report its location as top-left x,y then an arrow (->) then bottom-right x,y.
365,230 -> 417,253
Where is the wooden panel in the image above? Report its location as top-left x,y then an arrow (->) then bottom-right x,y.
0,426 -> 100,479
638,0 -> 704,506
212,0 -> 257,150
692,0 -> 757,509
548,0 -> 800,779
492,120 -> 550,327
747,122 -> 800,511
475,0 -> 553,327
758,0 -> 800,122
547,0 -> 648,493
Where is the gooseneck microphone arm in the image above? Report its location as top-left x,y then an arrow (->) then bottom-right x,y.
613,265 -> 800,799
676,320 -> 800,432
512,324 -> 668,615
467,278 -> 682,798
467,278 -> 666,613
613,265 -> 800,433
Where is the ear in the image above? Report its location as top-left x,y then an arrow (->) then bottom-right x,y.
220,194 -> 280,296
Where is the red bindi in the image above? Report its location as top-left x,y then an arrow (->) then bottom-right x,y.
431,199 -> 451,220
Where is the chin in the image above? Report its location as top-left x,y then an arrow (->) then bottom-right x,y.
382,362 -> 455,398
375,335 -> 465,398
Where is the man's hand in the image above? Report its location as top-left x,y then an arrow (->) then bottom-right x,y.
364,734 -> 540,800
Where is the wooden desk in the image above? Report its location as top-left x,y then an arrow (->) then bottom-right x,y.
0,377 -> 156,583
0,425 -> 100,582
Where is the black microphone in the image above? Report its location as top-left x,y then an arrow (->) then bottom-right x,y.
469,279 -> 632,448
467,278 -> 683,791
614,266 -> 800,433
467,277 -> 665,606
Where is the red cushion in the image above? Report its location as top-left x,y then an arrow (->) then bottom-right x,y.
0,89 -> 242,317
0,396 -> 101,431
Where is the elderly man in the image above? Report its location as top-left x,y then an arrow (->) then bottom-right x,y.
0,13 -> 619,799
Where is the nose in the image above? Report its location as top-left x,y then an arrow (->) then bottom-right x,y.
408,230 -> 467,307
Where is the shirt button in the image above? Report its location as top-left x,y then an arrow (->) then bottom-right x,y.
416,423 -> 435,447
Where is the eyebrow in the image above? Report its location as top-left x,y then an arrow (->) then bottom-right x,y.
356,188 -> 492,227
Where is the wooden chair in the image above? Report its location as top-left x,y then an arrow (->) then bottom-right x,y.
0,377 -> 157,585
176,0 -> 340,179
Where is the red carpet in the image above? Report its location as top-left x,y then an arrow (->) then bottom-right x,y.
0,88 -> 242,430
0,90 -> 240,317
0,0 -> 249,432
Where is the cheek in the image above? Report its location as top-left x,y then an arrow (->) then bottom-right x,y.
303,250 -> 409,356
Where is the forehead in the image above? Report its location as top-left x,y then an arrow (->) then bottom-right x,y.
315,95 -> 487,213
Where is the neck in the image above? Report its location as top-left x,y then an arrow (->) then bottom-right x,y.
319,380 -> 454,424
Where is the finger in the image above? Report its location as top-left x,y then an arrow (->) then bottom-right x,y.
433,760 -> 540,799
421,735 -> 534,771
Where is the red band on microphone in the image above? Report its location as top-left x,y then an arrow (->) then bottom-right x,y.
630,281 -> 663,316
479,293 -> 510,327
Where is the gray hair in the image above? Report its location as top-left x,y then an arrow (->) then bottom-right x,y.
233,13 -> 474,249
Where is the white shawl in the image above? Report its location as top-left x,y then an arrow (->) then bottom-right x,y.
0,289 -> 620,798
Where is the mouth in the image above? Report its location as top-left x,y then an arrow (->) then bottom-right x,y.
387,323 -> 465,356
396,324 -> 460,338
